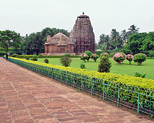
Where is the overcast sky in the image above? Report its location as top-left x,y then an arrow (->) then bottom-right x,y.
1,0 -> 154,43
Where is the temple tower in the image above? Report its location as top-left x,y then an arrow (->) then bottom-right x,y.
70,13 -> 95,55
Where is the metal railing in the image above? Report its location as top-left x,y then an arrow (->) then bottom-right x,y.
4,57 -> 154,118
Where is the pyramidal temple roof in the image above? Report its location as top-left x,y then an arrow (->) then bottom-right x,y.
45,32 -> 74,45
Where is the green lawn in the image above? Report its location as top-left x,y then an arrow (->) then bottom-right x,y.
37,58 -> 154,80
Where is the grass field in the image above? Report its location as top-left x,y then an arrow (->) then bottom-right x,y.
37,58 -> 154,80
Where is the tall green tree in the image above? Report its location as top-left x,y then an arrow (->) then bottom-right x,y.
125,33 -> 147,54
0,30 -> 21,53
127,25 -> 140,37
98,34 -> 110,50
104,35 -> 110,50
111,29 -> 118,49
33,32 -> 44,54
110,29 -> 123,50
140,32 -> 154,51
120,29 -> 128,43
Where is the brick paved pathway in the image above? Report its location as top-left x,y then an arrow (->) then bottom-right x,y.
0,58 -> 153,123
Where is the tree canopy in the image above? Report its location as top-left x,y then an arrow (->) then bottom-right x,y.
125,32 -> 154,54
97,24 -> 140,52
0,30 -> 21,53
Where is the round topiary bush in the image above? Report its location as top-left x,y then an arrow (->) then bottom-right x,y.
100,52 -> 109,58
134,53 -> 147,66
60,57 -> 72,67
24,56 -> 30,60
79,53 -> 88,62
112,52 -> 126,64
64,53 -> 70,57
32,56 -> 38,61
126,54 -> 134,65
12,53 -> 18,57
84,51 -> 92,62
91,54 -> 99,62
80,63 -> 86,69
38,54 -> 43,58
44,58 -> 49,63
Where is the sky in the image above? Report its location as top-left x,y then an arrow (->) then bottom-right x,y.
1,0 -> 154,43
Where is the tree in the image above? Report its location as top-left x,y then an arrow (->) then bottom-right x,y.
111,29 -> 118,49
127,25 -> 140,37
120,29 -> 128,43
33,32 -> 44,54
0,30 -> 21,53
98,34 -> 110,50
104,35 -> 110,50
141,32 -> 154,51
110,29 -> 123,50
98,34 -> 105,47
125,33 -> 147,54
128,25 -> 140,33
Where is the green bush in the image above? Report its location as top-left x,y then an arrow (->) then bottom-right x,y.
135,72 -> 146,78
38,54 -> 43,58
18,55 -> 34,58
84,51 -> 92,62
12,54 -> 18,57
100,52 -> 109,58
64,53 -> 70,57
112,52 -> 126,64
0,51 -> 6,57
24,56 -> 30,60
91,54 -> 99,62
98,56 -> 111,73
95,51 -> 103,55
60,57 -> 72,67
79,53 -> 88,62
44,58 -> 49,63
148,51 -> 154,58
80,63 -> 86,69
119,49 -> 132,55
126,54 -> 134,65
31,56 -> 38,61
17,55 -> 79,58
134,53 -> 147,66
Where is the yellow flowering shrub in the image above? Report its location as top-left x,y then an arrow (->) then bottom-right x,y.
8,57 -> 154,90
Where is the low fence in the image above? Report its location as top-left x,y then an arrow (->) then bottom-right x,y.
4,57 -> 154,118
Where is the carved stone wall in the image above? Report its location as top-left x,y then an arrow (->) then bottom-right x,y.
70,13 -> 95,55
44,33 -> 75,55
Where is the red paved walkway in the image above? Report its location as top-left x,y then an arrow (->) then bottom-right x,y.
0,57 -> 153,123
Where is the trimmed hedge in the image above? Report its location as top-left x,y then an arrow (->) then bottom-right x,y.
0,51 -> 6,57
17,55 -> 79,58
6,57 -> 154,90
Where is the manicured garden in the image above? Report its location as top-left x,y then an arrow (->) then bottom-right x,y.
37,57 -> 154,80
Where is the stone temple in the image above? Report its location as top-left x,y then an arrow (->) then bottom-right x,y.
44,32 -> 75,55
44,13 -> 95,55
70,12 -> 95,55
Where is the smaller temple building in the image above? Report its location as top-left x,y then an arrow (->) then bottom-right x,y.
44,32 -> 75,55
